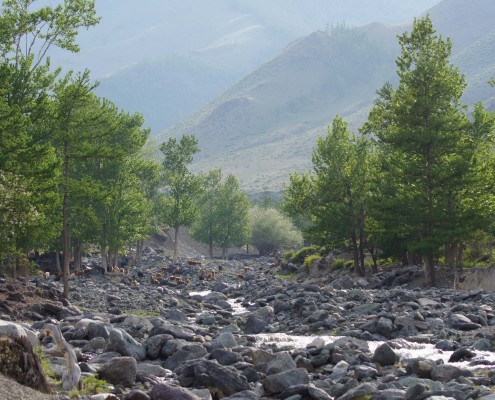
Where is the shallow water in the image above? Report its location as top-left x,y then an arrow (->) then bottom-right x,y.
189,291 -> 495,370
254,333 -> 495,370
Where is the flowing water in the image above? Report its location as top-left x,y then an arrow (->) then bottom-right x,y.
189,291 -> 495,370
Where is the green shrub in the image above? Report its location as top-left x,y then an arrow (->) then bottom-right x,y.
68,375 -> 112,398
344,260 -> 354,269
304,254 -> 321,269
284,250 -> 295,262
332,258 -> 345,269
290,246 -> 320,264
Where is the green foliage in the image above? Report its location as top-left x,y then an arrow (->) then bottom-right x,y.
191,172 -> 251,257
344,260 -> 354,269
303,254 -> 321,269
33,345 -> 58,382
361,15 -> 495,284
68,375 -> 111,398
283,250 -> 295,261
159,134 -> 201,260
249,206 -> 303,256
332,259 -> 345,269
284,115 -> 375,276
289,246 -> 320,264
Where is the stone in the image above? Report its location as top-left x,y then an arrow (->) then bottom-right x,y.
150,383 -> 201,400
430,364 -> 473,382
126,389 -> 151,400
98,356 -> 137,387
371,342 -> 398,366
104,328 -> 146,360
144,334 -> 172,359
209,348 -> 243,365
262,368 -> 309,395
185,359 -> 250,397
164,344 -> 208,371
210,332 -> 238,349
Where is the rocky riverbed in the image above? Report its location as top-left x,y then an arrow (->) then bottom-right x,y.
1,250 -> 495,400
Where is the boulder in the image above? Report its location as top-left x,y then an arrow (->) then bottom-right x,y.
371,342 -> 398,366
262,368 -> 309,395
104,328 -> 146,360
98,356 -> 137,387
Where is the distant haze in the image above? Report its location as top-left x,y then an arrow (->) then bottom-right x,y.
48,0 -> 440,134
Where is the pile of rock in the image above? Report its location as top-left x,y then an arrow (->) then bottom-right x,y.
0,256 -> 494,399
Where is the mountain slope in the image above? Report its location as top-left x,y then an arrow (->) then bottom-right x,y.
50,1 -> 440,133
161,0 -> 495,192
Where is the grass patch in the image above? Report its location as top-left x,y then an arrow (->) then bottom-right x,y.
124,309 -> 160,317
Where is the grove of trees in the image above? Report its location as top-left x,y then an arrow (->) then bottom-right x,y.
4,3 -> 493,292
284,16 -> 495,286
0,1 -> 303,298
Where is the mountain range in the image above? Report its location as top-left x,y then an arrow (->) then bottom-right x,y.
50,0 -> 439,135
49,0 -> 495,192
159,0 -> 495,191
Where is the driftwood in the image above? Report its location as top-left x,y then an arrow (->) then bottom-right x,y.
42,323 -> 81,390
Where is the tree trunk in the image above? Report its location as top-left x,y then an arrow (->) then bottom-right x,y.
368,247 -> 378,273
173,226 -> 179,262
136,239 -> 143,264
490,237 -> 493,264
101,243 -> 107,273
352,231 -> 360,275
423,254 -> 436,286
55,251 -> 61,273
358,226 -> 366,276
457,245 -> 464,270
12,255 -> 17,280
445,244 -> 456,273
62,149 -> 70,299
73,242 -> 81,271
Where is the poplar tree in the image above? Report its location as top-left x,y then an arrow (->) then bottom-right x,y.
159,134 -> 201,261
362,16 -> 489,285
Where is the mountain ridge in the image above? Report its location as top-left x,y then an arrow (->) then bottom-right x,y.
160,0 -> 495,192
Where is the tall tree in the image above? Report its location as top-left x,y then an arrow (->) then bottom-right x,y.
190,169 -> 222,258
284,115 -> 374,275
159,134 -> 201,261
0,0 -> 99,276
213,174 -> 251,258
361,16 -> 488,285
191,172 -> 251,258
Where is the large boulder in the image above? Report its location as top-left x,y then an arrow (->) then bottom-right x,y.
164,344 -> 208,371
262,368 -> 309,395
104,328 -> 146,360
178,360 -> 250,397
0,321 -> 51,394
98,356 -> 137,387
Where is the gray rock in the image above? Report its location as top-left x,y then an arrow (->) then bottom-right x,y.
164,344 -> 208,371
375,317 -> 394,337
126,389 -> 151,400
184,359 -> 250,397
431,364 -> 473,382
98,356 -> 137,387
371,342 -> 398,366
86,321 -> 110,340
265,352 -> 297,375
337,382 -> 377,400
136,363 -> 171,377
150,383 -> 201,400
262,368 -> 309,395
209,348 -> 243,365
211,332 -> 238,349
144,334 -> 173,359
150,323 -> 196,341
104,328 -> 146,360
245,315 -> 268,334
